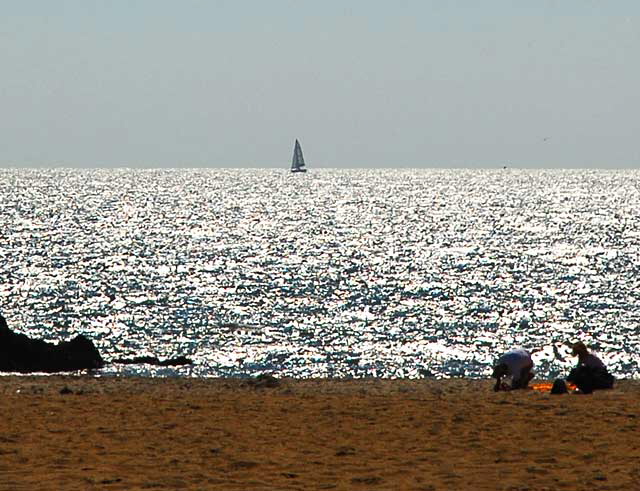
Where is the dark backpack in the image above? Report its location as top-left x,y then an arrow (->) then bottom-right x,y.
550,379 -> 568,394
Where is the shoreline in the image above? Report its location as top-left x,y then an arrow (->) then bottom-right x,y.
2,376 -> 639,490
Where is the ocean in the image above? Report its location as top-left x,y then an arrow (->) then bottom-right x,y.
1,168 -> 639,379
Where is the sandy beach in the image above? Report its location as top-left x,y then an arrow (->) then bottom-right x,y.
1,376 -> 638,491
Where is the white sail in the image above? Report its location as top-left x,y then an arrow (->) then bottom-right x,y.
291,139 -> 307,172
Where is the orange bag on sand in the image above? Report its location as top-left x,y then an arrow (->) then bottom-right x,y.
531,381 -> 577,393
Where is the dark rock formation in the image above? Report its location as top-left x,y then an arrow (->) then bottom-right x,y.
113,355 -> 192,366
0,314 -> 104,373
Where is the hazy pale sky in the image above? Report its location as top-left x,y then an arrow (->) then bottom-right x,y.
1,1 -> 639,168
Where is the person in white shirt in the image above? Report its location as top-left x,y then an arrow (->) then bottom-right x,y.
492,349 -> 534,391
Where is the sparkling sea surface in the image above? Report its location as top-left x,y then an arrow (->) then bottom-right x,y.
1,168 -> 639,379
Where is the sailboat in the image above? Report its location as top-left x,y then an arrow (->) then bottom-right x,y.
290,139 -> 307,173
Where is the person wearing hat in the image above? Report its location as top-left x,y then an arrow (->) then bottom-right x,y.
492,348 -> 534,391
567,341 -> 614,393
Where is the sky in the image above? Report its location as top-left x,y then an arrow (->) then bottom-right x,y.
1,1 -> 639,168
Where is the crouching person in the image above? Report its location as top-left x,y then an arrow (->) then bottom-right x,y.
492,349 -> 534,391
567,342 -> 614,394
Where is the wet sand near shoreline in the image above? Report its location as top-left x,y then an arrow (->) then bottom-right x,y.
1,376 -> 639,490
